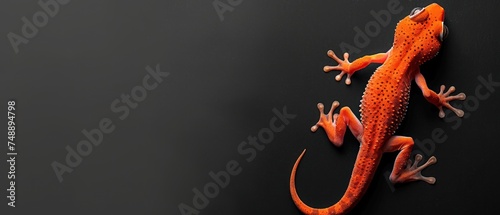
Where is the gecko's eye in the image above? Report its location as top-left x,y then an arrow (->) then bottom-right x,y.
409,7 -> 429,22
409,7 -> 423,18
440,23 -> 449,41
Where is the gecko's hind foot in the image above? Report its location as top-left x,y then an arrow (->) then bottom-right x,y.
391,154 -> 437,184
311,101 -> 339,132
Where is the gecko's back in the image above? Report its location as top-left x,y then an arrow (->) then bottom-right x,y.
360,58 -> 411,148
360,6 -> 445,147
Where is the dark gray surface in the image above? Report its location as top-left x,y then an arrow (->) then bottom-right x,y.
1,0 -> 499,214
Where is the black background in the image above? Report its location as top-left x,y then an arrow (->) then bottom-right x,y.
1,0 -> 500,214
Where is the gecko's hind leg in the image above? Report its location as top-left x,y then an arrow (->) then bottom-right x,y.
311,101 -> 363,147
384,136 -> 437,184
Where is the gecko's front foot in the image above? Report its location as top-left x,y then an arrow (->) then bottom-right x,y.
436,85 -> 466,118
323,50 -> 353,85
391,154 -> 437,184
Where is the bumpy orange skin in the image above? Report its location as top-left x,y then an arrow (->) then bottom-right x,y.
361,4 -> 445,145
291,3 -> 448,215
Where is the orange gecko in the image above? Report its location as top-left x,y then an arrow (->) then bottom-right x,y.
290,3 -> 466,215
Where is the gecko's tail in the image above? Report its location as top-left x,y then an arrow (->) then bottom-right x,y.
290,149 -> 375,215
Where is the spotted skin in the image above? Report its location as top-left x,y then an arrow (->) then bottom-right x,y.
290,3 -> 466,214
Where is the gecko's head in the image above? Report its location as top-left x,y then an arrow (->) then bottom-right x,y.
393,3 -> 448,64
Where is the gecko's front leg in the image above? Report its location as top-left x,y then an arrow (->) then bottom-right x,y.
414,71 -> 467,118
323,50 -> 390,85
